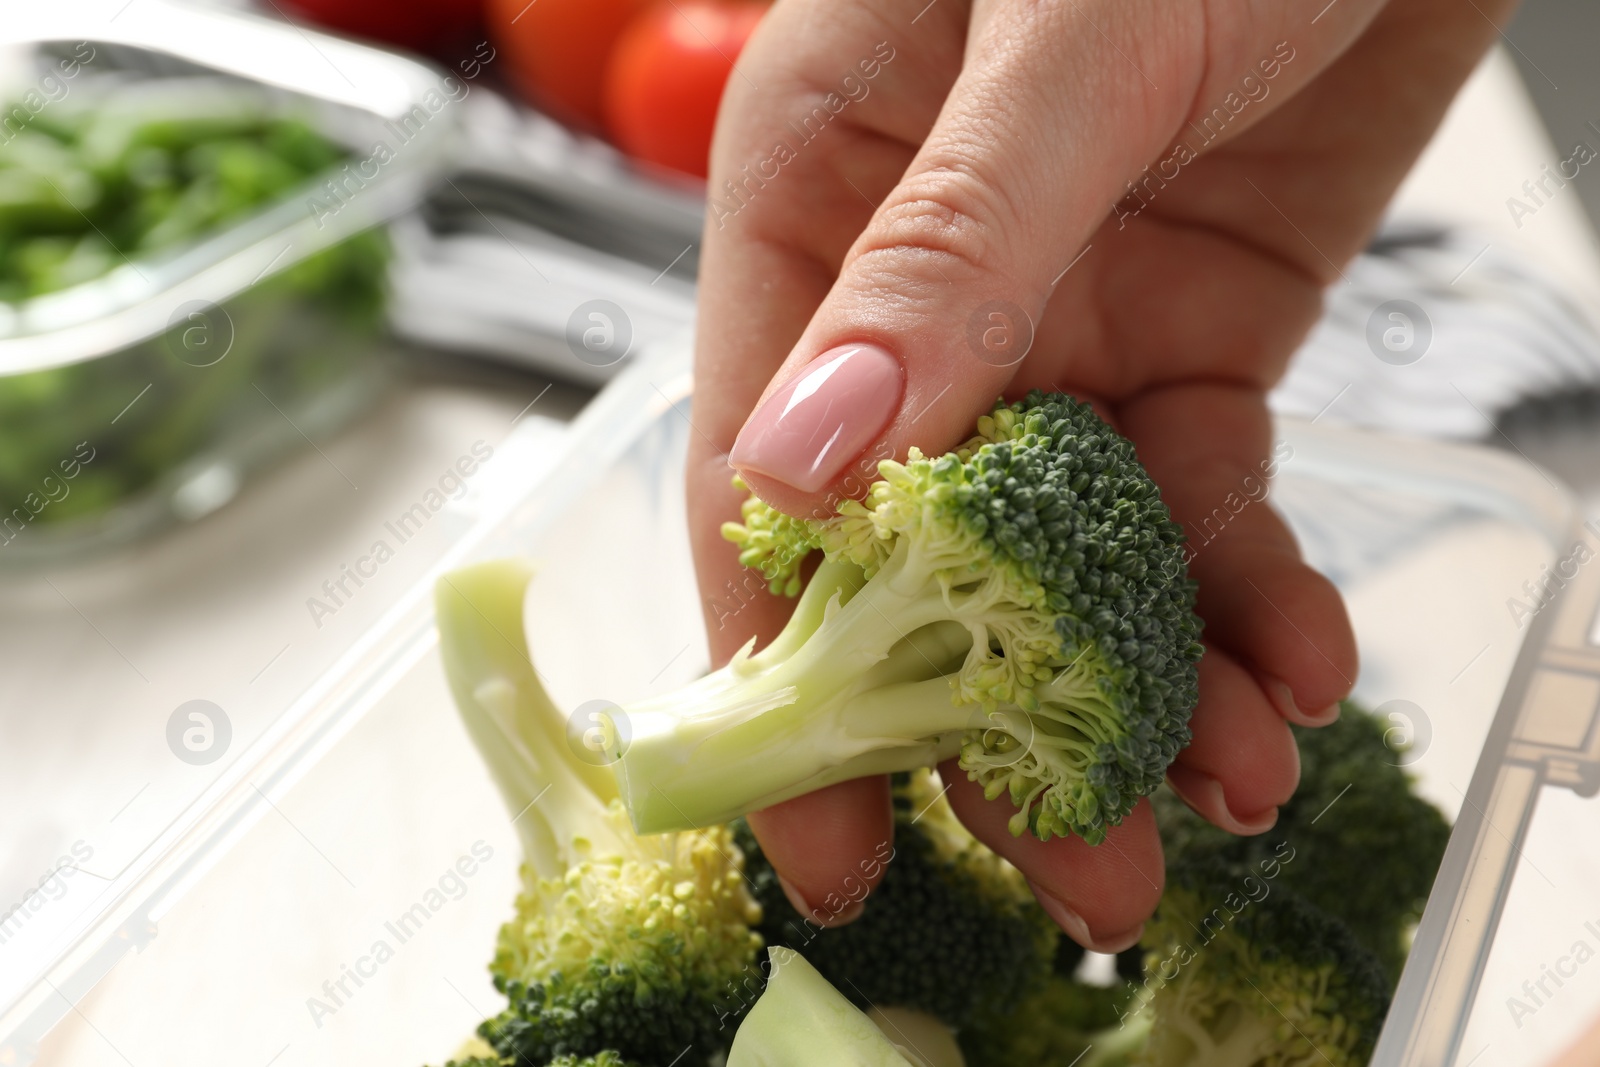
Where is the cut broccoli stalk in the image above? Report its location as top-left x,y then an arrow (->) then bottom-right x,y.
615,562 -> 980,832
435,561 -> 764,1067
727,948 -> 918,1067
436,560 -> 626,877
865,1007 -> 968,1067
614,393 -> 1203,844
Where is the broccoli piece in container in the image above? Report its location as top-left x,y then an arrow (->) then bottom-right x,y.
612,392 -> 1203,844
959,975 -> 1144,1067
1154,702 -> 1451,983
737,769 -> 1057,1030
1128,861 -> 1390,1067
435,561 -> 764,1067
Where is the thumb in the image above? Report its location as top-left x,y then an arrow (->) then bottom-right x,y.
726,0 -> 1200,515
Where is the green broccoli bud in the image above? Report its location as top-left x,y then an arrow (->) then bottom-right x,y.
620,392 -> 1202,844
1130,861 -> 1389,1067
436,561 -> 764,1067
737,770 -> 1058,1030
959,976 -> 1145,1067
726,948 -> 917,1066
1153,701 -> 1451,983
724,476 -> 822,597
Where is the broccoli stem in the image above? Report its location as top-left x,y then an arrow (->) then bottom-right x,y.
615,534 -> 1140,834
617,641 -> 976,832
1080,1009 -> 1153,1067
435,559 -> 630,878
727,948 -> 915,1067
1141,981 -> 1276,1067
617,547 -> 982,830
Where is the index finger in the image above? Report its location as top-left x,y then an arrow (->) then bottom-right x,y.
686,0 -> 968,659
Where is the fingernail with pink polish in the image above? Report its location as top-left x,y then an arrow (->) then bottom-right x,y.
1031,883 -> 1144,953
1166,765 -> 1277,836
819,900 -> 865,927
776,874 -> 810,916
729,343 -> 903,493
778,874 -> 863,927
1305,703 -> 1342,725
1263,676 -> 1341,727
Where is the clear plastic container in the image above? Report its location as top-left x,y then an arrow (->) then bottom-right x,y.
0,3 -> 458,561
9,337 -> 1600,1067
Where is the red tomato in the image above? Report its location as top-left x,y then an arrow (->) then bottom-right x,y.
488,0 -> 651,130
602,0 -> 766,179
283,0 -> 480,55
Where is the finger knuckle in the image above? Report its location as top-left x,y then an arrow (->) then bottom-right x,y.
856,160 -> 1018,281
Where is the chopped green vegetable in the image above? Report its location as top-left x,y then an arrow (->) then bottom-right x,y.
0,89 -> 386,541
0,95 -> 345,296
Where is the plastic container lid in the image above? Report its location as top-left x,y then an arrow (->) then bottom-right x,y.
11,337 -> 1600,1066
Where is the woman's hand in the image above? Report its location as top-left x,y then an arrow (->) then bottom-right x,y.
688,0 -> 1514,947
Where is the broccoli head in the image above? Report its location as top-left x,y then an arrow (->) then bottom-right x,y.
615,392 -> 1203,844
737,769 -> 1058,1030
726,948 -> 918,1067
1130,862 -> 1389,1067
436,561 -> 764,1067
1153,701 -> 1451,982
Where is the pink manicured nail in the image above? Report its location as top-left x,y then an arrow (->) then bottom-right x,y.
1030,883 -> 1144,953
778,874 -> 864,927
1263,676 -> 1341,727
1304,704 -> 1342,725
776,874 -> 811,915
729,343 -> 903,493
1166,765 -> 1278,836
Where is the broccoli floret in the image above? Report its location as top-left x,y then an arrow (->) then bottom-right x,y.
1128,861 -> 1389,1067
959,976 -> 1145,1067
613,392 -> 1202,844
736,769 -> 1058,1029
435,561 -> 764,1067
1154,702 -> 1451,982
727,948 -> 919,1066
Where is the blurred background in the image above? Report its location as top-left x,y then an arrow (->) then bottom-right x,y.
4,1 -> 1600,1066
